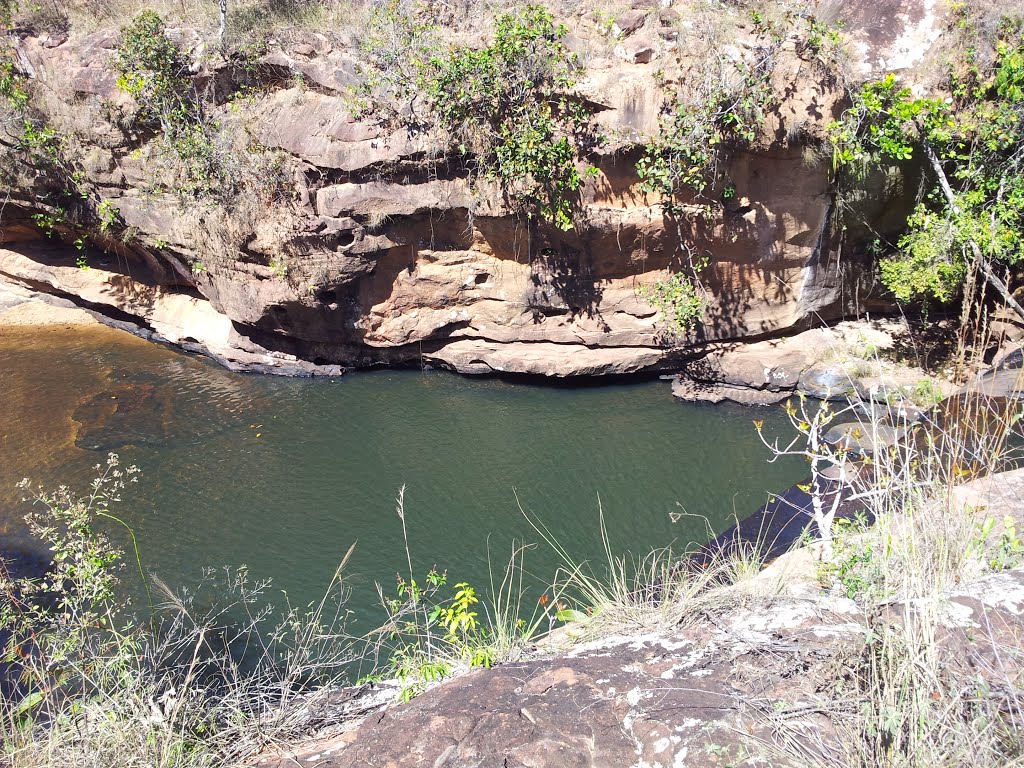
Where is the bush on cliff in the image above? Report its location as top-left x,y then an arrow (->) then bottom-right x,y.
635,8 -> 849,339
354,1 -> 596,230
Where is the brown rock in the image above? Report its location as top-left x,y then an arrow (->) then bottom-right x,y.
5,3 -> 952,377
614,10 -> 647,36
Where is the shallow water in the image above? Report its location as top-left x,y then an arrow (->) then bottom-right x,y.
0,323 -> 804,630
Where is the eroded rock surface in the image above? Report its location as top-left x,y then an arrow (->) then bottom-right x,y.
671,320 -> 955,405
0,1 -> 952,376
260,559 -> 1024,768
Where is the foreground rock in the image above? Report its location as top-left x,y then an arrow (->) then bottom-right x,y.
253,458 -> 1024,768
262,562 -> 1024,767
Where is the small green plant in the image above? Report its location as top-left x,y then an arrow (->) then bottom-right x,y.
96,200 -> 119,233
910,377 -> 944,407
592,8 -> 617,38
30,210 -> 62,236
802,16 -> 846,70
18,119 -> 64,167
269,257 -> 289,279
369,487 -> 505,701
378,566 -> 496,701
819,516 -> 884,599
0,54 -> 28,111
973,515 -> 1024,570
638,273 -> 707,337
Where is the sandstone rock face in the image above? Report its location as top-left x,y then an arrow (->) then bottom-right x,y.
1,2 -> 949,376
0,246 -> 338,375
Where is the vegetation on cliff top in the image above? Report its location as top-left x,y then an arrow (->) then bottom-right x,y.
353,1 -> 596,230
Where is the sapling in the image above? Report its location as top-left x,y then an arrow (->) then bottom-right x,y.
754,395 -> 858,558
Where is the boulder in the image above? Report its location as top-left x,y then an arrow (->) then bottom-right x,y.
613,10 -> 647,37
798,363 -> 856,400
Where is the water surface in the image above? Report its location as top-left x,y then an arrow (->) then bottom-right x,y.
0,324 -> 804,629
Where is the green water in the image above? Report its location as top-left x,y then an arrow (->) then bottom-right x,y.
0,324 -> 804,630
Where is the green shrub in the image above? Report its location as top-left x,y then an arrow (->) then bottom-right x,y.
375,567 -> 496,701
356,2 -> 595,230
638,272 -> 707,337
639,10 -> 847,210
114,10 -> 192,132
636,100 -> 720,207
115,11 -> 224,201
423,5 -> 592,229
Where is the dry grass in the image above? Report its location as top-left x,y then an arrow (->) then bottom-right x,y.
34,0 -> 358,38
521,497 -> 777,644
755,344 -> 1024,766
0,458 -> 359,768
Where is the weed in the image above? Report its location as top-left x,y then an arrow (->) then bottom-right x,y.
366,487 -> 507,701
819,515 -> 884,600
269,257 -> 289,279
96,200 -> 119,233
638,271 -> 708,337
1,456 -> 358,766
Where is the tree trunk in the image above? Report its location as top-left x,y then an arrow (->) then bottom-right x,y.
218,0 -> 227,50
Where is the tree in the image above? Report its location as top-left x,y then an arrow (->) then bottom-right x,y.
219,0 -> 227,51
829,19 -> 1024,325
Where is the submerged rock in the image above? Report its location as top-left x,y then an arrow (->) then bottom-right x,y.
72,383 -> 171,451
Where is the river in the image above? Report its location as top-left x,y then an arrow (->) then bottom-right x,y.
0,322 -> 805,633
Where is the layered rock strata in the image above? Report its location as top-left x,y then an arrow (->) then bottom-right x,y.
0,1 -> 948,376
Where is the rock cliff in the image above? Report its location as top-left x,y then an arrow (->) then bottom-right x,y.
0,0 -> 948,375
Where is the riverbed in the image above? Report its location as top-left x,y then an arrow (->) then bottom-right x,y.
0,320 -> 805,630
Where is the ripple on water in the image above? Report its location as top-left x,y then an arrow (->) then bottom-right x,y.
1,323 -> 808,624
